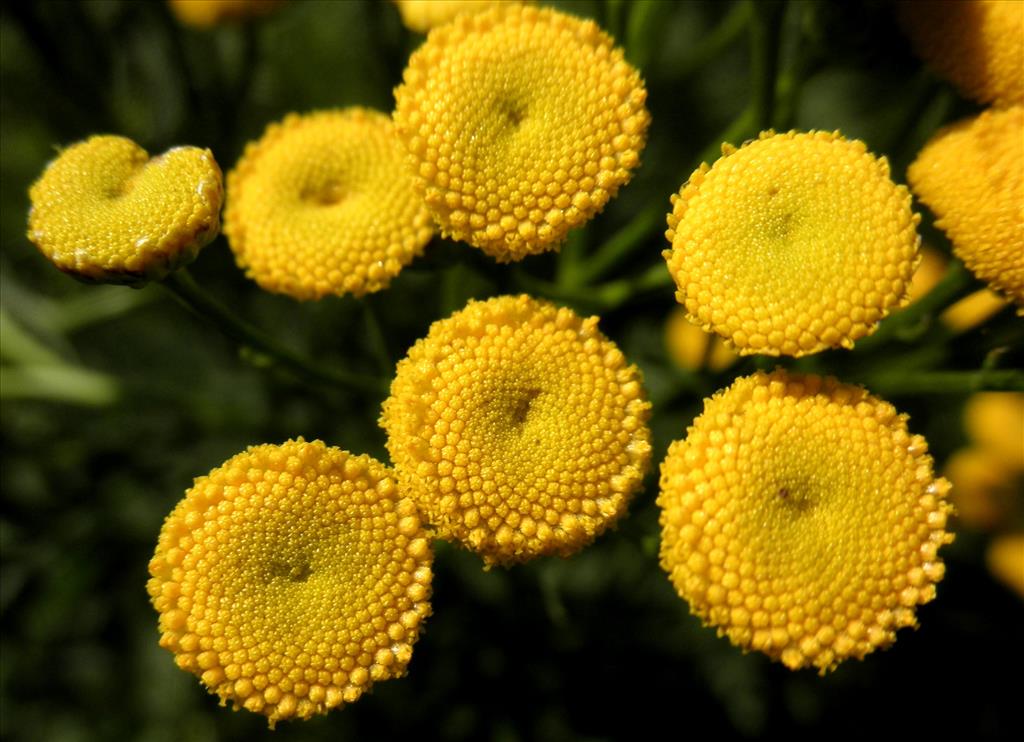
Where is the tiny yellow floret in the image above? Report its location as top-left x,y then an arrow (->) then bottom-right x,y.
908,106 -> 1024,310
898,0 -> 1024,108
393,0 -> 512,33
168,0 -> 285,28
381,295 -> 652,566
658,370 -> 954,673
225,108 -> 434,300
27,135 -> 222,284
147,439 -> 433,727
393,4 -> 650,261
663,130 -> 920,356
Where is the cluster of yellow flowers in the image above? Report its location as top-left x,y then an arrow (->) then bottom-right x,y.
25,0 -> 1022,726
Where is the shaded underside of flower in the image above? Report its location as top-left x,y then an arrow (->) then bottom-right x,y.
898,0 -> 1024,108
393,4 -> 650,261
393,0 -> 510,33
225,108 -> 434,300
658,370 -> 954,673
663,130 -> 920,357
908,106 -> 1024,310
147,439 -> 433,727
27,135 -> 223,285
381,294 -> 652,567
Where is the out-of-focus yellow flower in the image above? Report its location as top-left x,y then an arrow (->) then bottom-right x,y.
664,131 -> 919,357
944,447 -> 1019,531
941,288 -> 1011,331
908,106 -> 1024,310
27,135 -> 222,285
393,4 -> 650,261
168,0 -> 285,28
898,0 -> 1024,108
381,295 -> 652,567
658,370 -> 954,673
986,533 -> 1024,599
965,392 -> 1024,471
905,245 -> 948,305
225,109 -> 434,300
147,439 -> 433,727
393,0 -> 511,33
664,307 -> 737,373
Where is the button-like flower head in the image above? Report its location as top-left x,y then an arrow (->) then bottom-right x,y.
381,295 -> 652,566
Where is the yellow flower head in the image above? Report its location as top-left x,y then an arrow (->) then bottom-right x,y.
658,370 -> 954,673
27,136 -> 222,285
908,106 -> 1024,310
898,0 -> 1024,108
944,447 -> 1019,531
664,131 -> 920,357
225,109 -> 434,300
393,4 -> 650,261
393,0 -> 511,33
168,0 -> 285,28
147,439 -> 433,727
381,295 -> 652,566
964,392 -> 1024,471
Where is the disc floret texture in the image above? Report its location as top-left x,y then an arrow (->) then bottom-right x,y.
898,0 -> 1024,108
664,130 -> 920,357
225,108 -> 434,300
658,371 -> 954,673
381,295 -> 652,566
147,439 -> 433,727
393,4 -> 650,261
27,135 -> 222,284
908,106 -> 1024,309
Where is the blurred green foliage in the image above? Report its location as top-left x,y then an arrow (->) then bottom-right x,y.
1,1 -> 1021,740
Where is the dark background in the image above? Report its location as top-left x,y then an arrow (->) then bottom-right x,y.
1,1 -> 1021,740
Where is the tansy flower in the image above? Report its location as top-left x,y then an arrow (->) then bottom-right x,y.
168,0 -> 285,28
664,131 -> 919,357
147,439 -> 433,727
908,106 -> 1024,311
225,109 -> 434,300
392,4 -> 650,261
664,307 -> 737,373
987,534 -> 1024,599
380,295 -> 652,567
904,245 -> 948,305
941,288 -> 1011,331
898,0 -> 1024,108
658,370 -> 954,673
27,135 -> 222,285
393,0 -> 513,33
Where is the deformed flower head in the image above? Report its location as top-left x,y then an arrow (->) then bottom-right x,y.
664,130 -> 920,356
898,0 -> 1024,108
381,295 -> 652,566
393,4 -> 650,261
27,135 -> 222,284
225,108 -> 434,300
393,0 -> 510,33
147,439 -> 433,727
168,0 -> 285,28
658,370 -> 954,673
908,106 -> 1024,310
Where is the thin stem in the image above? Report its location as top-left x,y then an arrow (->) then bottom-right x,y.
163,269 -> 384,394
362,297 -> 393,377
748,0 -> 786,132
852,369 -> 1024,396
673,1 -> 752,79
856,261 -> 980,351
573,204 -> 664,287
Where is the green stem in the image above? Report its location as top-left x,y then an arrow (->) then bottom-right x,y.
573,204 -> 664,287
748,0 -> 785,132
856,261 -> 980,351
163,269 -> 384,394
362,297 -> 393,377
673,1 -> 752,79
852,369 -> 1024,396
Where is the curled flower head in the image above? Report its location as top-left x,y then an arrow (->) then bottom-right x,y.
168,0 -> 285,28
658,370 -> 954,673
664,130 -> 920,356
27,135 -> 222,285
393,4 -> 650,261
147,439 -> 433,727
381,295 -> 652,566
225,109 -> 434,300
908,106 -> 1024,310
393,0 -> 510,33
898,0 -> 1024,108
